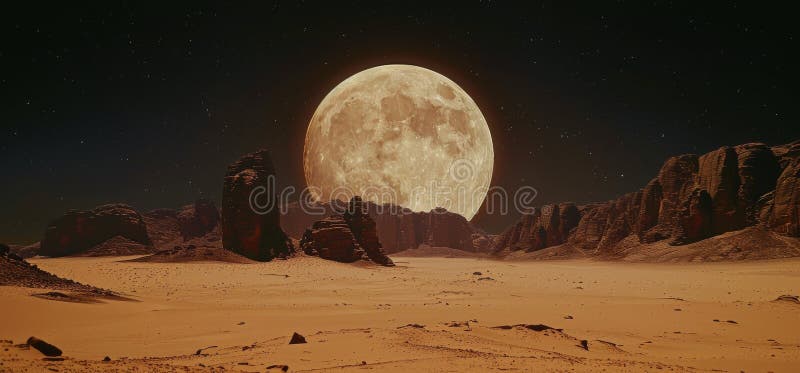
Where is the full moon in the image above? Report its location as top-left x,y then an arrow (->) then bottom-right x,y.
303,64 -> 494,220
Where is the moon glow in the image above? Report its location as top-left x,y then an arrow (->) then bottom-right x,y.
303,64 -> 494,220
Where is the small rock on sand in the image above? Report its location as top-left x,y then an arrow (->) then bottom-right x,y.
289,332 -> 306,344
26,337 -> 62,357
267,364 -> 289,372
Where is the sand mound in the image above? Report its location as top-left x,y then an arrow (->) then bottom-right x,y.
127,246 -> 254,264
618,227 -> 800,262
393,245 -> 489,258
503,227 -> 800,262
0,250 -> 122,301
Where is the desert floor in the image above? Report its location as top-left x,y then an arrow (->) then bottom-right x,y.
1,255 -> 799,372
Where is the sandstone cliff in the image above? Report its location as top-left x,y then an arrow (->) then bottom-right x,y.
495,141 -> 800,260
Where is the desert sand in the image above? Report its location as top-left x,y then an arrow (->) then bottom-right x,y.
1,255 -> 799,372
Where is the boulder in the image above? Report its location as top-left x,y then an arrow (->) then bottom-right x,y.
39,204 -> 152,257
26,337 -> 62,357
300,216 -> 365,263
300,197 -> 394,266
222,150 -> 294,261
288,332 -> 306,344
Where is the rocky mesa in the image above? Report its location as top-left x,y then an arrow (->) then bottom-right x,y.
495,141 -> 800,261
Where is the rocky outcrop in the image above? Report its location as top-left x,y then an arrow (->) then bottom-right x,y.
342,197 -> 394,265
496,202 -> 582,252
222,150 -> 294,261
299,197 -> 394,266
39,204 -> 153,257
282,200 -> 490,254
300,216 -> 365,263
495,141 -> 800,257
142,209 -> 182,248
177,198 -> 220,241
143,199 -> 221,250
421,208 -> 476,252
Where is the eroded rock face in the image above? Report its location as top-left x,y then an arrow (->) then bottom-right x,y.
39,204 -> 152,257
496,203 -> 582,252
635,178 -> 663,241
672,188 -> 713,245
495,140 -> 800,255
222,150 -> 293,261
768,158 -> 800,236
697,146 -> 742,234
735,143 -> 780,225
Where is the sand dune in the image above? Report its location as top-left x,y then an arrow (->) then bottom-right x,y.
1,255 -> 799,372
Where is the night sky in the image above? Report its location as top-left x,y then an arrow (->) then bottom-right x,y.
2,1 -> 798,244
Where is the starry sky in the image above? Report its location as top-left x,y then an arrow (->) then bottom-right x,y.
2,1 -> 798,243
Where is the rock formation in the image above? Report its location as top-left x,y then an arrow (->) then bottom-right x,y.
282,200 -> 490,254
342,197 -> 395,265
299,197 -> 394,266
39,204 -> 153,257
495,202 -> 582,252
178,198 -> 220,241
222,150 -> 294,261
143,199 -> 221,249
300,216 -> 365,263
495,140 -> 800,257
